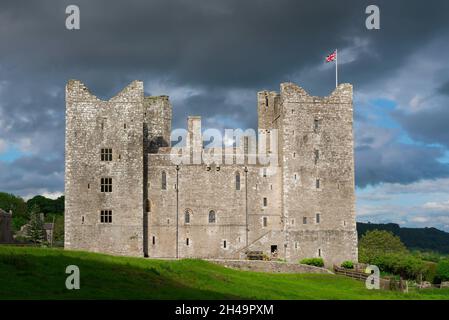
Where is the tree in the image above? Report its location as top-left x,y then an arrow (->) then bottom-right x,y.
27,195 -> 64,215
0,192 -> 28,230
359,229 -> 408,263
27,205 -> 45,244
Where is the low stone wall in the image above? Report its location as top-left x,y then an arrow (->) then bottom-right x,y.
207,259 -> 333,274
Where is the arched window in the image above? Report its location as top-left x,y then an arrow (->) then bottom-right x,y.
208,210 -> 216,223
235,172 -> 241,190
161,171 -> 167,190
185,210 -> 191,224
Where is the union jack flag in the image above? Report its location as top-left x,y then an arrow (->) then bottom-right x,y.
326,51 -> 337,63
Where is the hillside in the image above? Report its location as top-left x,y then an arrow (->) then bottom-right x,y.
1,246 -> 448,300
357,222 -> 449,254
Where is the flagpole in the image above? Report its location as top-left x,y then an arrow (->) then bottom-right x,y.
335,49 -> 338,88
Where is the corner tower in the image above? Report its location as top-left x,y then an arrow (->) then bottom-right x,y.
279,83 -> 358,266
64,80 -> 145,256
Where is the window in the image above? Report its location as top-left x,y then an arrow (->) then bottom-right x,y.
186,238 -> 190,246
81,216 -> 84,224
303,217 -> 307,224
124,123 -> 127,129
291,219 -> 295,226
314,149 -> 319,165
100,177 -> 112,192
100,210 -> 112,223
265,96 -> 269,107
223,240 -> 227,249
316,213 -> 321,224
295,242 -> 298,249
185,210 -> 190,224
318,248 -> 322,257
152,236 -> 155,245
293,152 -> 296,158
263,217 -> 268,227
316,179 -> 320,189
235,172 -> 240,190
208,210 -> 216,223
161,171 -> 167,190
146,199 -> 151,213
263,197 -> 268,207
101,148 -> 112,161
263,168 -> 267,177
314,119 -> 320,133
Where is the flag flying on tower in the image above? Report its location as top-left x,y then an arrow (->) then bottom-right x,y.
325,49 -> 338,87
326,51 -> 336,63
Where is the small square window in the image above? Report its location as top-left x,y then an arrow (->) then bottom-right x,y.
101,148 -> 112,161
100,210 -> 112,223
101,177 -> 112,192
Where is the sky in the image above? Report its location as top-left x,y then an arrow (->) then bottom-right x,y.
1,0 -> 449,231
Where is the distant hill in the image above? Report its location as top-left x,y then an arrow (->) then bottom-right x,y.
357,222 -> 449,254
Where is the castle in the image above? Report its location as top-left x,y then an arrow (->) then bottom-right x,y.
64,80 -> 358,266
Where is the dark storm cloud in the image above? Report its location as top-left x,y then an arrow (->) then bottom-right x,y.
394,105 -> 449,148
355,142 -> 449,188
1,0 -> 449,195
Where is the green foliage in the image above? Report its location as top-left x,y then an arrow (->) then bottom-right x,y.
26,205 -> 45,244
371,253 -> 426,280
436,259 -> 449,283
0,192 -> 28,230
26,195 -> 64,215
359,230 -> 408,263
341,261 -> 354,269
358,222 -> 449,254
412,250 -> 445,263
423,261 -> 438,283
300,258 -> 324,267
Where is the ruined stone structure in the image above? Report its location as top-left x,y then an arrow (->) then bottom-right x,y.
65,80 -> 358,266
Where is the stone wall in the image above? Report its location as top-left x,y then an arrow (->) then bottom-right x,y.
208,259 -> 333,274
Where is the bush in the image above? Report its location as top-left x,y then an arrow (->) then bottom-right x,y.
371,253 -> 425,280
422,261 -> 438,283
359,230 -> 408,263
435,259 -> 449,283
300,258 -> 324,267
341,261 -> 354,269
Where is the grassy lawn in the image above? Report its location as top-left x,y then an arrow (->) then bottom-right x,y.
1,245 -> 448,300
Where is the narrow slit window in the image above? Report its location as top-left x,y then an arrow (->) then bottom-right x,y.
152,236 -> 155,245
263,197 -> 268,207
223,240 -> 227,249
314,119 -> 320,133
316,179 -> 320,189
185,211 -> 190,224
263,217 -> 268,227
314,149 -> 319,165
186,238 -> 190,246
235,172 -> 241,190
316,213 -> 321,224
161,171 -> 167,190
303,217 -> 307,225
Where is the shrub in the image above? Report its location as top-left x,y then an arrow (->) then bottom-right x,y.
422,261 -> 437,283
300,258 -> 324,267
435,259 -> 449,283
359,230 -> 408,263
341,261 -> 354,269
371,252 -> 425,280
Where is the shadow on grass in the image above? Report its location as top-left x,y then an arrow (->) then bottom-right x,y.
0,248 -> 242,300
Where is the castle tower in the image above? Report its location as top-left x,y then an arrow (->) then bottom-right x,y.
64,80 -> 146,256
278,83 -> 358,266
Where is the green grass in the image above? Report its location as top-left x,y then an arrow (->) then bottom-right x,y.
1,245 -> 449,300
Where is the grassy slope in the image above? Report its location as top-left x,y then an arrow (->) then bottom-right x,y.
0,246 -> 448,300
